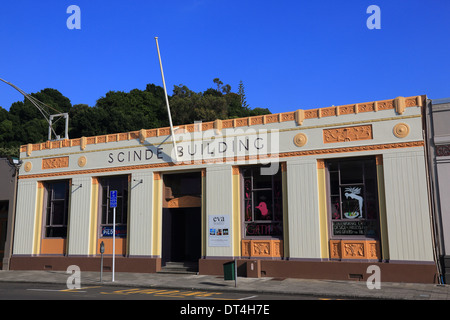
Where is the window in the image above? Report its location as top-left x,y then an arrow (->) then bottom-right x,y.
242,165 -> 283,238
99,175 -> 129,238
327,157 -> 379,238
44,180 -> 70,238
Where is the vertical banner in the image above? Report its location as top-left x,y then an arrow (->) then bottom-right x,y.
208,215 -> 231,247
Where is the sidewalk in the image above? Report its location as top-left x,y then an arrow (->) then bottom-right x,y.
0,269 -> 449,300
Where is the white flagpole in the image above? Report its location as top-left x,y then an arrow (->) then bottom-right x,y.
155,37 -> 178,162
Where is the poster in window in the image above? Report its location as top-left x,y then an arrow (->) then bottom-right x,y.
208,215 -> 230,247
343,187 -> 363,219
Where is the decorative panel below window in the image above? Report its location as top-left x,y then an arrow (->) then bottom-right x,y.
242,239 -> 283,258
330,240 -> 381,260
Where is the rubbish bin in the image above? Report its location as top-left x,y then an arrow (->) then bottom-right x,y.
223,261 -> 235,280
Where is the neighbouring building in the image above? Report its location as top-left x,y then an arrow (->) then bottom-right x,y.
10,94 -> 441,283
425,97 -> 450,284
0,156 -> 21,270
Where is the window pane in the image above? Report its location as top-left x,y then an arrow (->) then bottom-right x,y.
241,165 -> 283,239
327,157 -> 380,239
241,168 -> 252,178
45,180 -> 69,238
244,198 -> 252,221
330,196 -> 340,219
99,175 -> 128,237
244,178 -> 252,199
52,201 -> 66,225
52,182 -> 67,199
329,171 -> 339,195
253,172 -> 272,189
245,222 -> 282,237
342,186 -> 364,219
46,226 -> 67,238
340,161 -> 363,184
253,190 -> 273,220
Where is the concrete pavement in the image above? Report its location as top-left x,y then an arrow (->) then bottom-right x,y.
0,270 -> 449,300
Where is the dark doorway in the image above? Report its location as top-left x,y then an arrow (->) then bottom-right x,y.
162,207 -> 201,265
161,172 -> 202,267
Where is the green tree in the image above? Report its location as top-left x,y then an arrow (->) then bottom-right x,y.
6,88 -> 73,149
213,78 -> 223,91
238,80 -> 249,109
94,88 -> 163,134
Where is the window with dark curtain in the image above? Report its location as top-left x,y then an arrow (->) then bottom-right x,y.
45,180 -> 70,238
99,175 -> 129,238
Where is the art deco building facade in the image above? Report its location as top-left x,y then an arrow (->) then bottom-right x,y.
10,94 -> 440,283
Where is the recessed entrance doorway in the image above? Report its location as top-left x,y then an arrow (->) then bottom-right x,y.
161,172 -> 202,271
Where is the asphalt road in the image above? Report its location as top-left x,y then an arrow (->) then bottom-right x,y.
0,282 -> 364,319
0,281 -> 332,300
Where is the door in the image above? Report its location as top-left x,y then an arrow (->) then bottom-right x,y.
162,207 -> 201,264
161,172 -> 202,266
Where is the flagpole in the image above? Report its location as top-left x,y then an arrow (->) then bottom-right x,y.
155,37 -> 178,162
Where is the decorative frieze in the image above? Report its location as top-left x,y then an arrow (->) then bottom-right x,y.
42,156 -> 69,170
323,125 -> 373,144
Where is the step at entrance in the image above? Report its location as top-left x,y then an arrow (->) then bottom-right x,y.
158,262 -> 198,275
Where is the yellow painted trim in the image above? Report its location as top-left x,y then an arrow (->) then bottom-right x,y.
232,169 -> 241,257
88,178 -> 99,255
152,173 -> 162,256
317,164 -> 329,258
376,162 -> 390,260
33,183 -> 44,255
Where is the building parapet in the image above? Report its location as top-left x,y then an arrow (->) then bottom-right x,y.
20,95 -> 424,157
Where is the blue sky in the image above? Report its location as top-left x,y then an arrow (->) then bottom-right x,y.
0,0 -> 449,115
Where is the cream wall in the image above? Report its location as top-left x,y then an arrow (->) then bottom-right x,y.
205,165 -> 234,257
286,158 -> 321,259
13,180 -> 37,255
67,176 -> 92,255
128,171 -> 154,256
383,150 -> 434,262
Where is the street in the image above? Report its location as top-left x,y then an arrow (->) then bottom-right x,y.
0,281 -> 341,301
